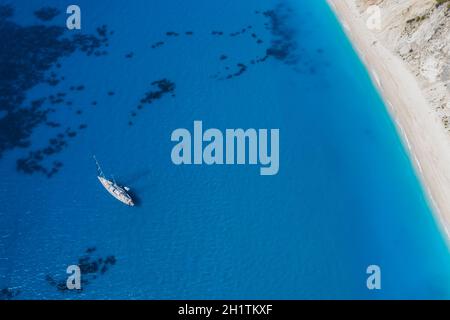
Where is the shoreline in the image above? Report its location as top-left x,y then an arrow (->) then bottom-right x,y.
327,0 -> 450,242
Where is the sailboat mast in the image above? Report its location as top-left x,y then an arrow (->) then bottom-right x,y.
93,155 -> 105,177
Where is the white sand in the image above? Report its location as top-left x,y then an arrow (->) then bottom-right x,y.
327,0 -> 450,240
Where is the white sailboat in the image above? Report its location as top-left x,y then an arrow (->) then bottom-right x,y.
94,156 -> 134,206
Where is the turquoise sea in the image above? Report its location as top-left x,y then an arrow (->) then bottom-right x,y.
1,0 -> 450,299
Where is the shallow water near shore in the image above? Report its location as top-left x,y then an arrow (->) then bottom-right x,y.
1,0 -> 450,299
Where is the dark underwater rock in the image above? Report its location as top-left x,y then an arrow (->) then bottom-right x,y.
34,7 -> 60,22
0,288 -> 21,300
0,5 -> 109,178
129,79 -> 176,123
46,247 -> 117,293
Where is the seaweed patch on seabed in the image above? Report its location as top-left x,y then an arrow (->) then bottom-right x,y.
46,247 -> 116,293
0,288 -> 20,300
34,6 -> 61,22
213,4 -> 300,80
128,79 -> 176,126
220,3 -> 326,78
263,4 -> 328,75
259,4 -> 298,65
0,5 -> 110,177
16,127 -> 78,178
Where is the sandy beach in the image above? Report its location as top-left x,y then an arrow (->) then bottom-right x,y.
327,0 -> 450,241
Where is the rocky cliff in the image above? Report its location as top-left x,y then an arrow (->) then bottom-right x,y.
355,0 -> 450,131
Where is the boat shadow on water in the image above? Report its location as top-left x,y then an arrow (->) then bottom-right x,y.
124,187 -> 142,207
123,169 -> 151,185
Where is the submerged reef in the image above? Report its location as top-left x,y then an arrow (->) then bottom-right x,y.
146,3 -> 301,81
1,2 -> 322,177
0,288 -> 20,300
128,79 -> 176,126
220,63 -> 248,80
0,5 -> 110,176
34,7 -> 60,22
166,31 -> 179,37
16,128 -> 73,178
151,41 -> 165,49
46,247 -> 116,293
261,4 -> 298,65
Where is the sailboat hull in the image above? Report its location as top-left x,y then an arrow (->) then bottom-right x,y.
98,176 -> 135,206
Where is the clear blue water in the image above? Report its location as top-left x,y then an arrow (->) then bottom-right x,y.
1,0 -> 450,299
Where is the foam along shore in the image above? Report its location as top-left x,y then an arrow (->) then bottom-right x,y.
327,0 -> 450,240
